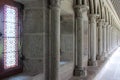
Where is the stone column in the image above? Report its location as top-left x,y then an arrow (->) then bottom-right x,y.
96,19 -> 104,60
109,26 -> 112,52
74,5 -> 89,76
111,27 -> 114,50
106,24 -> 110,55
108,25 -> 111,54
103,22 -> 108,59
49,0 -> 61,80
88,14 -> 98,66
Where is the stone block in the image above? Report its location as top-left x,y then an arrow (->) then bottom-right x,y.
24,9 -> 45,33
23,35 -> 43,57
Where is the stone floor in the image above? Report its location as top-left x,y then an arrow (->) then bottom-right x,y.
94,47 -> 120,80
71,48 -> 120,80
3,74 -> 32,80
70,60 -> 105,80
4,48 -> 120,80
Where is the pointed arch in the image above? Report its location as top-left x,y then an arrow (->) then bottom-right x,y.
104,6 -> 108,22
97,0 -> 102,18
100,0 -> 105,19
88,0 -> 95,14
99,0 -> 103,19
108,12 -> 111,24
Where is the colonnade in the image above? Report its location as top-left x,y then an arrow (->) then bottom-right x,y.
45,0 -> 120,80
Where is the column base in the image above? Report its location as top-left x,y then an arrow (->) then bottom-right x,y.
105,52 -> 109,59
88,59 -> 97,66
74,66 -> 87,77
102,51 -> 107,60
96,55 -> 101,60
96,55 -> 105,61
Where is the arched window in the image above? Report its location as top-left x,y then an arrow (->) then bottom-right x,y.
0,1 -> 24,79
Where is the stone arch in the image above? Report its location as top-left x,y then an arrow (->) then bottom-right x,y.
108,12 -> 111,24
106,8 -> 109,23
111,17 -> 114,26
75,0 -> 87,5
110,14 -> 112,25
94,0 -> 97,14
104,6 -> 108,22
88,0 -> 95,14
98,0 -> 102,19
100,0 -> 105,19
97,0 -> 100,15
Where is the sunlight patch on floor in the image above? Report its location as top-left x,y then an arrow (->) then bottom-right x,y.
94,47 -> 120,80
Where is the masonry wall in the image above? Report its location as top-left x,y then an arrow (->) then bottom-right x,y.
60,15 -> 74,61
22,0 -> 47,76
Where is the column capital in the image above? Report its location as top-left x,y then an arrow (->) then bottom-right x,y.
107,24 -> 111,28
89,14 -> 99,23
104,22 -> 109,25
97,19 -> 105,25
74,5 -> 89,17
50,0 -> 61,8
89,14 -> 99,19
74,5 -> 89,12
97,19 -> 105,23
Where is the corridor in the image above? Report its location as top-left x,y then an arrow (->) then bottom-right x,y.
1,0 -> 120,80
94,47 -> 120,80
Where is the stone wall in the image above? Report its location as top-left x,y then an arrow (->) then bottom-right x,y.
22,0 -> 47,76
60,15 -> 74,62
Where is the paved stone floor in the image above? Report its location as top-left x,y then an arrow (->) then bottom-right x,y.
4,48 -> 120,80
94,47 -> 120,80
3,75 -> 32,80
71,48 -> 120,80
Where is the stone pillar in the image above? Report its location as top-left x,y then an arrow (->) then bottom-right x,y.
103,22 -> 108,59
49,0 -> 61,80
111,27 -> 114,50
106,24 -> 110,56
109,26 -> 112,52
108,25 -> 111,54
88,14 -> 98,66
96,19 -> 104,60
74,5 -> 89,76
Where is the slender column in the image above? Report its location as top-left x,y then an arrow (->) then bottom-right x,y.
111,27 -> 114,50
117,31 -> 119,46
96,19 -> 104,60
103,22 -> 108,59
88,14 -> 98,66
108,25 -> 111,54
106,25 -> 110,56
109,26 -> 112,52
74,5 -> 89,76
49,0 -> 61,80
83,0 -> 87,5
109,26 -> 111,51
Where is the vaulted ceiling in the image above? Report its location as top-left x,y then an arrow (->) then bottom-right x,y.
111,0 -> 120,20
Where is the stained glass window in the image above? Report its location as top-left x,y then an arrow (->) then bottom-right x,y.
3,5 -> 18,69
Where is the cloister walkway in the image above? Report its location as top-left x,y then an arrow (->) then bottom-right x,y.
94,47 -> 120,80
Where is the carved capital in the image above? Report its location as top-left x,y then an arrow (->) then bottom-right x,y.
97,19 -> 105,23
104,22 -> 109,26
103,22 -> 108,28
50,0 -> 61,8
107,25 -> 111,28
74,5 -> 89,17
97,19 -> 105,26
109,25 -> 112,28
89,14 -> 98,23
